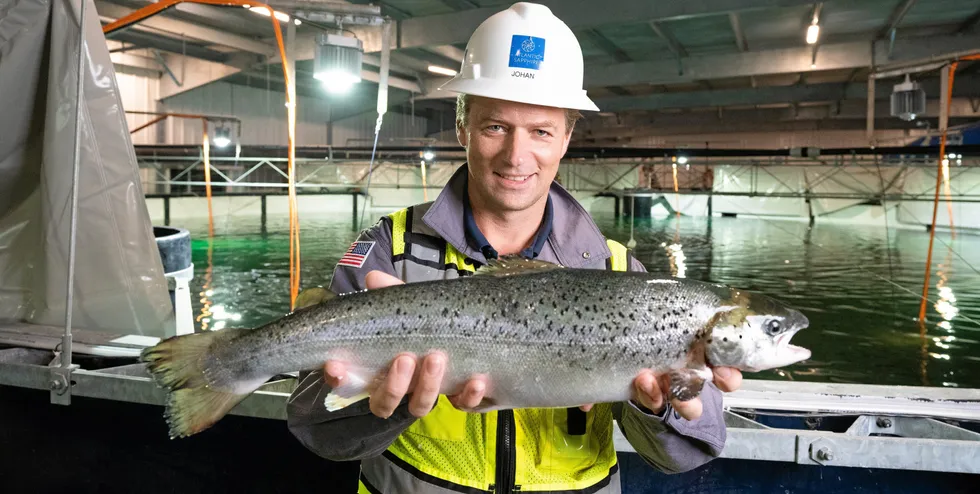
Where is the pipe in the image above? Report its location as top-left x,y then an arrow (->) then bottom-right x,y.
65,0 -> 90,371
917,62 -> 957,324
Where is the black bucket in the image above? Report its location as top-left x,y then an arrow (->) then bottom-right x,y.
153,226 -> 191,275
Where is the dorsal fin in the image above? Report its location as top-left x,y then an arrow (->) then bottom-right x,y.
294,287 -> 335,309
473,255 -> 563,277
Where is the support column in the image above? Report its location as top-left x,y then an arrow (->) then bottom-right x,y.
866,74 -> 876,146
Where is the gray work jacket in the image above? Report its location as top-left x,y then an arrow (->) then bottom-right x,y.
286,165 -> 727,492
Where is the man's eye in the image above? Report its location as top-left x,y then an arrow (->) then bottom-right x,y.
535,129 -> 551,137
487,125 -> 504,132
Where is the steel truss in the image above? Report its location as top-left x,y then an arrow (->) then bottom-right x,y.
136,154 -> 980,204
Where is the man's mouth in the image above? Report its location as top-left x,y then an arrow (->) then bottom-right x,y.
494,172 -> 535,184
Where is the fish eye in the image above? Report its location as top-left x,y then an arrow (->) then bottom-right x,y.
765,319 -> 782,336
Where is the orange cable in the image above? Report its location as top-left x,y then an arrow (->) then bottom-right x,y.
917,61 -> 958,324
107,1 -> 300,309
203,120 -> 215,237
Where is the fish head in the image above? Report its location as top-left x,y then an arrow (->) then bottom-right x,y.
703,287 -> 811,372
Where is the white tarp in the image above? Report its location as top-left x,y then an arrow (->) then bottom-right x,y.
712,165 -> 808,217
0,0 -> 175,335
899,167 -> 980,230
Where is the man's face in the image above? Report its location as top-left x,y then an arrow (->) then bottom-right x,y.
457,96 -> 572,213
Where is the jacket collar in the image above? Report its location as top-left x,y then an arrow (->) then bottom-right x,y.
421,164 -> 612,268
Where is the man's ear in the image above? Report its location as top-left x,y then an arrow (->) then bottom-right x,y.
456,122 -> 468,148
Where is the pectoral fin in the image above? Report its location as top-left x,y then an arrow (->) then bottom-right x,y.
323,364 -> 374,411
666,367 -> 713,402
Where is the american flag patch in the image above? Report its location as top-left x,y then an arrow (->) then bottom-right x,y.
338,241 -> 375,268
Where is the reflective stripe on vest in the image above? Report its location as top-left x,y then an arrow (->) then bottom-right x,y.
372,204 -> 628,494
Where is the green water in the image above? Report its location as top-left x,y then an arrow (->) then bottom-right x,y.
180,212 -> 980,388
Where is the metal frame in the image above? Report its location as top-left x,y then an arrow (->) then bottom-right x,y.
1,338 -> 978,474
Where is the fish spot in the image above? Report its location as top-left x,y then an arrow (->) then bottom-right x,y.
723,337 -> 728,342
442,308 -> 449,317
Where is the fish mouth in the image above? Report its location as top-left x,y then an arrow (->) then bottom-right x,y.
774,328 -> 811,361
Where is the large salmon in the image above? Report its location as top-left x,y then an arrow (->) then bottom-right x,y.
141,257 -> 810,438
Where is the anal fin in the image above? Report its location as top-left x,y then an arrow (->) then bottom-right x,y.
324,391 -> 370,411
667,367 -> 713,402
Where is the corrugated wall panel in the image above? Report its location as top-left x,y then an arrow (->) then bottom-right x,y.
115,72 -> 161,145
159,82 -> 428,146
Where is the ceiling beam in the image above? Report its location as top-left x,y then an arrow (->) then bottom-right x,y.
105,29 -> 230,62
876,0 -> 917,39
576,101 -> 980,141
423,45 -> 465,64
582,29 -> 632,62
729,12 -> 748,52
959,7 -> 980,33
359,70 -> 422,93
648,21 -> 688,58
96,1 -> 275,56
594,76 -> 980,112
110,52 -> 163,78
392,0 -> 816,51
584,33 -> 980,89
417,33 -> 980,101
112,0 -> 270,35
437,0 -> 480,10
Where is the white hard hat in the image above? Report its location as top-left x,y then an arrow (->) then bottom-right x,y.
438,2 -> 599,112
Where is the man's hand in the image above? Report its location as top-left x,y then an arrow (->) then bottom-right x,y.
579,367 -> 742,420
323,270 -> 489,419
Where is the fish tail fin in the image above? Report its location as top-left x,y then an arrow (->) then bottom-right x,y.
163,386 -> 250,439
140,329 -> 257,438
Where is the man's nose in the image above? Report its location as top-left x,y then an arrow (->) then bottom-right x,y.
502,129 -> 531,166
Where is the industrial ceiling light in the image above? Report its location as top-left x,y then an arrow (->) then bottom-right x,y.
423,150 -> 435,161
806,24 -> 820,44
806,5 -> 821,45
890,74 -> 926,121
314,33 -> 363,94
210,121 -> 234,148
428,65 -> 457,77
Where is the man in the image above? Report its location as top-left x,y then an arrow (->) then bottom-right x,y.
287,3 -> 741,493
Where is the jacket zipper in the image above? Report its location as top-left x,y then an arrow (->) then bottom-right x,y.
495,410 -> 517,493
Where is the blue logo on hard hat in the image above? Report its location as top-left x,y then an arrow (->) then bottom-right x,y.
509,35 -> 545,70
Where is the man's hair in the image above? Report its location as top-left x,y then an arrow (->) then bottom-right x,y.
455,94 -> 582,135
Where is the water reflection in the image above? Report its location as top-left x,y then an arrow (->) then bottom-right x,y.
196,238 -> 214,331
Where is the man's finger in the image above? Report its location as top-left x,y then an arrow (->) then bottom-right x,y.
371,354 -> 416,418
324,360 -> 347,389
670,396 -> 704,421
365,270 -> 405,290
712,366 -> 743,393
579,404 -> 594,412
409,353 -> 447,417
633,369 -> 665,414
449,376 -> 487,411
